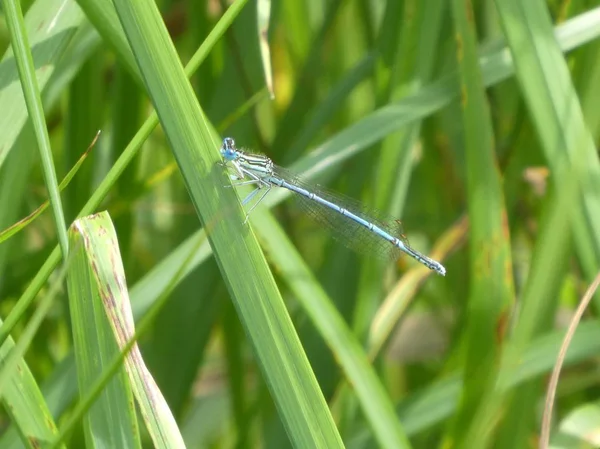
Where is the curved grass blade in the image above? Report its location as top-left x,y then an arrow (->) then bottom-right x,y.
0,131 -> 100,243
66,212 -> 184,448
52,228 -> 206,448
66,213 -> 141,448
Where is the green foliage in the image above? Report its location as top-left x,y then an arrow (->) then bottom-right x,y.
0,0 -> 599,447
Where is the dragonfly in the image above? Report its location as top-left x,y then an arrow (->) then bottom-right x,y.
219,137 -> 446,276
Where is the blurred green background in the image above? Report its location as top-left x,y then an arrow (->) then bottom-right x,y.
1,0 -> 600,447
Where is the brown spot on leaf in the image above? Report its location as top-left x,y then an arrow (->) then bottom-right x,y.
90,259 -> 100,278
465,0 -> 474,24
101,290 -> 117,310
455,34 -> 463,62
45,414 -> 57,430
500,209 -> 510,240
496,309 -> 509,343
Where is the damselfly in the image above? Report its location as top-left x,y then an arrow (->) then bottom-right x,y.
220,137 -> 446,276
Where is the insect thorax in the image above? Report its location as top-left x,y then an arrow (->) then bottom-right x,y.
239,152 -> 274,175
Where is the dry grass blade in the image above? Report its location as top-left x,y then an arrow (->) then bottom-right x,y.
540,272 -> 600,448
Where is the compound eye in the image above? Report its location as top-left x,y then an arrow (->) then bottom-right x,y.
221,137 -> 237,160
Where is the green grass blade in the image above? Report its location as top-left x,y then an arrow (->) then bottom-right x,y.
0,132 -> 98,243
495,1 -> 600,280
369,217 -> 467,358
554,402 -> 600,447
349,319 -> 600,447
66,212 -> 184,448
285,52 -> 376,162
111,0 -> 344,447
71,0 -> 140,80
257,0 -> 274,98
15,4 -> 598,425
0,239 -> 77,448
0,0 -> 84,167
65,214 -> 141,448
52,225 -> 207,448
3,7 -> 597,354
2,2 -> 596,338
0,132 -> 36,283
5,5 -> 600,447
271,0 -> 344,153
0,276 -> 69,449
2,0 -> 69,255
0,0 -> 248,352
6,8 -> 597,435
288,8 -> 600,182
496,179 -> 576,446
253,210 -> 411,449
447,0 -> 514,446
0,317 -> 63,449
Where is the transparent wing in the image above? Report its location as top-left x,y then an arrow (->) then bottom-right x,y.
273,165 -> 411,261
